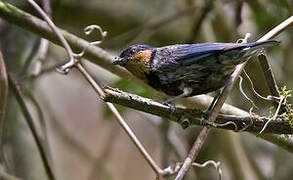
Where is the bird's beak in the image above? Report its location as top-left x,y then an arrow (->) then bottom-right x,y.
112,56 -> 127,66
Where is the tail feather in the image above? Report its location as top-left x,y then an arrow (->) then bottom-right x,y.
219,40 -> 280,65
246,40 -> 280,49
240,39 -> 280,59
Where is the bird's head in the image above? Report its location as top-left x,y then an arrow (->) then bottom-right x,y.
113,45 -> 154,79
113,45 -> 154,66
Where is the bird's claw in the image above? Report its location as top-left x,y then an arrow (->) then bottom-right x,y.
204,108 -> 212,116
56,59 -> 78,75
163,102 -> 176,113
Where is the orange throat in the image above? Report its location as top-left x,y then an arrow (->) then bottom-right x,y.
125,49 -> 152,79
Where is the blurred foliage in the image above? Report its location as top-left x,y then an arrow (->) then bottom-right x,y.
247,0 -> 290,32
280,86 -> 293,98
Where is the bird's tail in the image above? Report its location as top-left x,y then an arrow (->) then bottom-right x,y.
239,40 -> 280,60
220,40 -> 280,65
246,40 -> 280,50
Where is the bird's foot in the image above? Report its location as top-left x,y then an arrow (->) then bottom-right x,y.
163,102 -> 176,113
204,108 -> 212,116
204,103 -> 214,115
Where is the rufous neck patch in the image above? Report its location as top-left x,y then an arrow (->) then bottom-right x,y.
125,49 -> 152,79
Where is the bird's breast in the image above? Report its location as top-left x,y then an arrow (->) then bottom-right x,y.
147,64 -> 235,96
124,49 -> 153,79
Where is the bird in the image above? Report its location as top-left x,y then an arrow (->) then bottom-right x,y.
112,40 -> 280,110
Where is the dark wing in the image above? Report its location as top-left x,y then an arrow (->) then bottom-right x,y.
151,41 -> 279,85
151,43 -> 245,84
177,43 -> 245,65
151,43 -> 245,70
156,40 -> 279,67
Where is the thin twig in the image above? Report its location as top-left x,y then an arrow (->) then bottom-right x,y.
243,69 -> 272,101
25,1 -> 164,178
162,160 -> 222,179
175,127 -> 210,180
257,16 -> 293,41
259,96 -> 285,134
32,38 -> 50,76
84,25 -> 107,46
175,15 -> 293,179
192,160 -> 222,180
239,75 -> 258,109
174,34 -> 250,180
0,1 -> 257,115
238,107 -> 254,132
26,0 -> 75,74
26,0 -> 51,76
257,53 -> 280,96
24,0 -> 53,161
214,121 -> 238,131
0,52 -> 8,160
2,2 -> 293,177
258,53 -> 281,107
38,0 -> 51,72
102,86 -> 293,134
77,64 -> 164,178
24,90 -> 54,172
8,75 -> 54,180
0,1 -> 131,77
74,25 -> 108,58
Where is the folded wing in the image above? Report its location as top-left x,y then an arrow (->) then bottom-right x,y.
151,40 -> 279,84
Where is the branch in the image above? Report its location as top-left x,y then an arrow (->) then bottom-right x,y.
256,16 -> 293,104
24,0 -> 164,178
0,1 -> 130,78
258,54 -> 280,97
175,14 -> 293,179
8,75 -> 54,180
0,1 -> 252,115
258,53 -> 282,108
1,1 -> 293,175
0,51 -> 8,157
76,65 -> 164,178
102,86 -> 293,134
1,0 -> 291,145
175,34 -> 250,180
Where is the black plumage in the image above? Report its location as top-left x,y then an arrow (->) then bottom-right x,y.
113,40 -> 279,100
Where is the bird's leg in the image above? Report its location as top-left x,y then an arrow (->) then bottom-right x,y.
163,87 -> 193,112
206,89 -> 222,114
